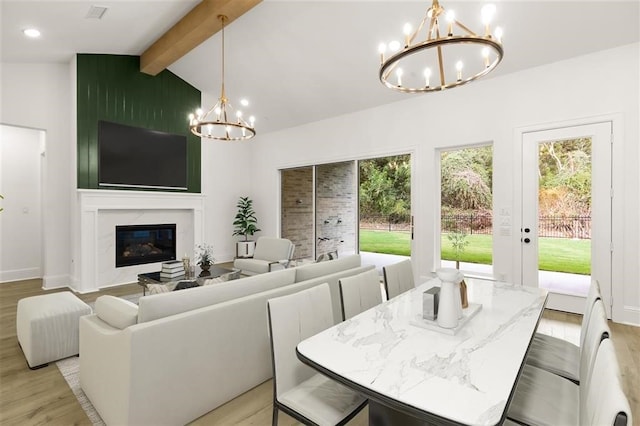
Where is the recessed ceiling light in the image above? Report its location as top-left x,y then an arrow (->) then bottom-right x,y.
23,28 -> 41,38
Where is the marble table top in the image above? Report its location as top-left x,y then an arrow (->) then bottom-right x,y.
297,277 -> 548,426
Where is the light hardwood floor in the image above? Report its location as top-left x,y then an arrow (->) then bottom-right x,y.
0,279 -> 637,425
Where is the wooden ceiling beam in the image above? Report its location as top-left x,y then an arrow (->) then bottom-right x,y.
140,0 -> 262,76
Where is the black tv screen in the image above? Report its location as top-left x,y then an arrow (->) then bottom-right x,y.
98,120 -> 188,190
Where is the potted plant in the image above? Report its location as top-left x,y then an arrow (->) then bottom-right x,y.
447,230 -> 469,270
195,243 -> 215,272
233,196 -> 261,258
447,230 -> 469,308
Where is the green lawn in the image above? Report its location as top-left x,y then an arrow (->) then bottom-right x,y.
359,230 -> 591,275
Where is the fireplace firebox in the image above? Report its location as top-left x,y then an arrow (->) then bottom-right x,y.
115,224 -> 176,267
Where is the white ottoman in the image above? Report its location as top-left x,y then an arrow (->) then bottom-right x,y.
17,292 -> 92,369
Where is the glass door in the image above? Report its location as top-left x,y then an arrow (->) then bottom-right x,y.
521,122 -> 611,314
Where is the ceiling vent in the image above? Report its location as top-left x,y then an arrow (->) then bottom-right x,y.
85,5 -> 108,20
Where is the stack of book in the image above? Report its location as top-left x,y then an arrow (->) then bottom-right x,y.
160,260 -> 185,279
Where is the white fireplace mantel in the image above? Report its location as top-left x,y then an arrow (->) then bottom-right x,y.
75,189 -> 205,293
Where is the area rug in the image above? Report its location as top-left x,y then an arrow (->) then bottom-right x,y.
57,292 -> 142,425
57,357 -> 106,426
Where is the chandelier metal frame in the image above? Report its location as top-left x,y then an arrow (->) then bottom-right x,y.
189,15 -> 256,141
379,0 -> 504,93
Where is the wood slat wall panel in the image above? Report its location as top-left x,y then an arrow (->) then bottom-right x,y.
76,54 -> 201,192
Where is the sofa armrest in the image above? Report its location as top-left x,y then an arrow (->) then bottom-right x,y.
268,260 -> 290,272
79,315 -> 133,426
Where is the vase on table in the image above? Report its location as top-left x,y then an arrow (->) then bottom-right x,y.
436,268 -> 460,329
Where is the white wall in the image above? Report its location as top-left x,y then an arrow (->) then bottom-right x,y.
199,91 -> 253,262
0,125 -> 44,281
1,63 -> 72,289
249,44 -> 640,325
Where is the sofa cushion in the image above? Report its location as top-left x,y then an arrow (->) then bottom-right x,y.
137,268 -> 296,323
294,254 -> 361,282
95,295 -> 138,330
233,258 -> 271,274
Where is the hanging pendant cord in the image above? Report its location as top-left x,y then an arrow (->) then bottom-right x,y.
219,15 -> 227,100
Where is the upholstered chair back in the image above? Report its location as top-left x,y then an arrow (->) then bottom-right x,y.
580,279 -> 603,349
253,237 -> 295,262
267,283 -> 333,398
579,299 -> 610,397
581,338 -> 632,425
339,269 -> 383,320
382,259 -> 415,300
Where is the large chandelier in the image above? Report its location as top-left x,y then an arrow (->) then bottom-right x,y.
378,0 -> 504,93
189,15 -> 256,141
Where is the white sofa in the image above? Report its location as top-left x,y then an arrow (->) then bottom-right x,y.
79,254 -> 374,426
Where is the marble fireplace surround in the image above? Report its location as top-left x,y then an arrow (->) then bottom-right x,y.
76,190 -> 205,293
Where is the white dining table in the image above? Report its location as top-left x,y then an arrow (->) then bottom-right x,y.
296,277 -> 548,426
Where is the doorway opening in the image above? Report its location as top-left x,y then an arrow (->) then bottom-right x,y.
536,138 -> 592,296
0,124 -> 45,282
521,122 -> 611,314
280,162 -> 357,262
358,155 -> 412,270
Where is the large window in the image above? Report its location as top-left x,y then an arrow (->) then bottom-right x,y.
439,145 -> 493,274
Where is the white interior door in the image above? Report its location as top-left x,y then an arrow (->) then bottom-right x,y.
521,122 -> 611,314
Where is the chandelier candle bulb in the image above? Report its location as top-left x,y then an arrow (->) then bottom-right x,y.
396,68 -> 403,86
378,43 -> 386,63
403,23 -> 412,46
482,47 -> 490,67
481,3 -> 496,36
495,27 -> 503,43
446,10 -> 455,36
456,61 -> 463,81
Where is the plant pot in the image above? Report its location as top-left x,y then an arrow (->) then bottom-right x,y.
200,262 -> 211,272
236,241 -> 256,258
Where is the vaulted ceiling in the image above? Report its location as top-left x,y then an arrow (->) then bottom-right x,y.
2,1 -> 639,135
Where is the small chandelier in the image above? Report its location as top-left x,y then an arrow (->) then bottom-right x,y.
189,15 -> 256,141
378,0 -> 504,93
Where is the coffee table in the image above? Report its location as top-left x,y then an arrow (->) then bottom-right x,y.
137,265 -> 234,295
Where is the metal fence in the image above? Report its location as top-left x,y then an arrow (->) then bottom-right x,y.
361,214 -> 592,239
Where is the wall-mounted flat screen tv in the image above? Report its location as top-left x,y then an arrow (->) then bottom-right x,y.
98,120 -> 188,190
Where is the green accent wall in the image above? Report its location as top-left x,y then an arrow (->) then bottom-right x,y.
77,54 -> 201,192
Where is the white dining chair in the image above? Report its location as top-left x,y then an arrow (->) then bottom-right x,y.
525,279 -> 602,383
339,268 -> 383,320
507,299 -> 622,425
267,283 -> 367,425
382,259 -> 415,300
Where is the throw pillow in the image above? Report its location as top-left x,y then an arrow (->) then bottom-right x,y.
95,295 -> 138,329
147,284 -> 170,295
